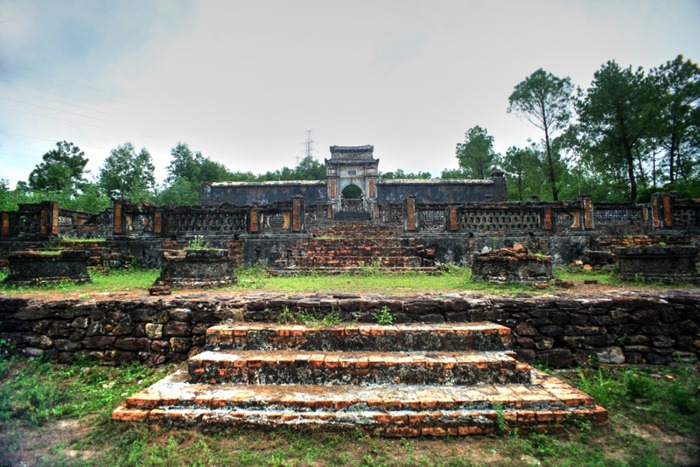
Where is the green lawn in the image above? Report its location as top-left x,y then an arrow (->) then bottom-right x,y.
0,265 -> 678,298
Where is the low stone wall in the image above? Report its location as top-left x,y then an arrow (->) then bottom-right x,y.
0,291 -> 698,367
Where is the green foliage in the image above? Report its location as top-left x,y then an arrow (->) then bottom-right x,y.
502,142 -> 549,201
27,141 -> 88,195
277,306 -> 343,327
372,306 -> 394,325
99,142 -> 156,201
186,235 -> 210,250
380,169 -> 432,179
651,55 -> 700,186
158,142 -> 238,205
508,69 -> 575,201
578,367 -> 615,406
576,61 -> 659,202
454,125 -> 501,179
0,357 -> 170,427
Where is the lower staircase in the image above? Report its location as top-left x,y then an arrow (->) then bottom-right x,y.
272,221 -> 438,275
113,322 -> 607,436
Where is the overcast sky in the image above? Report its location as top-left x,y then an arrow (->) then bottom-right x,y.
1,0 -> 699,189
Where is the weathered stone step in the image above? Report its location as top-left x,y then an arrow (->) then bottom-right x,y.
293,257 -> 423,268
206,322 -> 512,353
268,266 -> 441,276
113,369 -> 608,437
187,350 -> 530,386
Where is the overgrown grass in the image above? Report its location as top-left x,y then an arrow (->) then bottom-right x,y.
1,357 -> 698,465
0,268 -> 160,297
60,237 -> 107,243
234,266 -> 544,295
0,264 -> 688,298
571,364 -> 700,435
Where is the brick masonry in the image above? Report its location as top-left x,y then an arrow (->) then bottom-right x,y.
112,322 -> 607,436
1,290 -> 698,367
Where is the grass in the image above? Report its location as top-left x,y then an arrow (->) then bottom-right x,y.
60,237 -> 107,243
0,268 -> 160,297
1,354 -> 698,465
1,264 -> 687,298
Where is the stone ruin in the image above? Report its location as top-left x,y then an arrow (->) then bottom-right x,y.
0,149 -> 697,276
471,244 -> 553,285
153,248 -> 238,290
3,250 -> 91,286
613,245 -> 699,283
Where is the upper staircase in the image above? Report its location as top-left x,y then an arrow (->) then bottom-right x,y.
272,221 -> 438,275
113,322 -> 608,436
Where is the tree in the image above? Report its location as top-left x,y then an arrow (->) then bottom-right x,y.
455,126 -> 500,179
166,142 -> 202,185
381,169 -> 431,179
576,61 -> 658,202
508,69 -> 574,201
27,141 -> 88,195
99,142 -> 155,200
502,143 -> 545,201
293,155 -> 326,180
652,55 -> 700,185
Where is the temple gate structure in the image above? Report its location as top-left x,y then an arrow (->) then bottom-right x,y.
200,145 -> 507,220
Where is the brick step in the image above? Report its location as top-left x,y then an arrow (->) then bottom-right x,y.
113,369 -> 608,437
291,251 -> 421,260
205,322 -> 512,352
268,266 -> 441,276
298,245 -> 417,253
292,257 -> 423,268
187,350 -> 530,386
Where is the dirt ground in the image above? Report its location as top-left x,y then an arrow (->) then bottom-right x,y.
3,281 -> 667,303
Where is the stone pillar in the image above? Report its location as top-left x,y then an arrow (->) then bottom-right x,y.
113,200 -> 123,235
50,201 -> 59,235
249,209 -> 260,233
404,196 -> 416,231
581,195 -> 593,230
491,171 -> 507,201
1,212 -> 10,236
543,207 -> 553,231
449,207 -> 458,231
651,193 -> 673,229
40,205 -> 49,235
291,196 -> 304,232
662,193 -> 673,228
154,210 -> 162,235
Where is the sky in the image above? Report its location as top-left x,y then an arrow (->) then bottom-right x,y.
1,0 -> 699,189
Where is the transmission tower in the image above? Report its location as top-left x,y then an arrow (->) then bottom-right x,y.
303,129 -> 317,159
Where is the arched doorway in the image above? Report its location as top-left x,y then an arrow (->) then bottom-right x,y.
341,184 -> 364,212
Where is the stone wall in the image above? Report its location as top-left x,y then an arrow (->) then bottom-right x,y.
200,181 -> 327,206
1,291 -> 697,367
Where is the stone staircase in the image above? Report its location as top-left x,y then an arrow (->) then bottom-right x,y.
272,221 -> 438,275
113,322 -> 607,436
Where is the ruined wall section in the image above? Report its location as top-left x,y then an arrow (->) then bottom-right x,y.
1,291 -> 697,367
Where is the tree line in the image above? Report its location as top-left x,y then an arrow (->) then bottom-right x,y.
458,55 -> 699,203
1,55 -> 697,213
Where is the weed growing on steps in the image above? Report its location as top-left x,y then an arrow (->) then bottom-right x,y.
372,306 -> 394,325
277,306 -> 344,327
185,235 -> 210,250
578,367 -> 614,406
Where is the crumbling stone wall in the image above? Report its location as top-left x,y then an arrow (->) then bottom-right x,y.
1,291 -> 697,367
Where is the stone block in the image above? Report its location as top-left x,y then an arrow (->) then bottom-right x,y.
163,321 -> 189,337
596,347 -> 625,364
